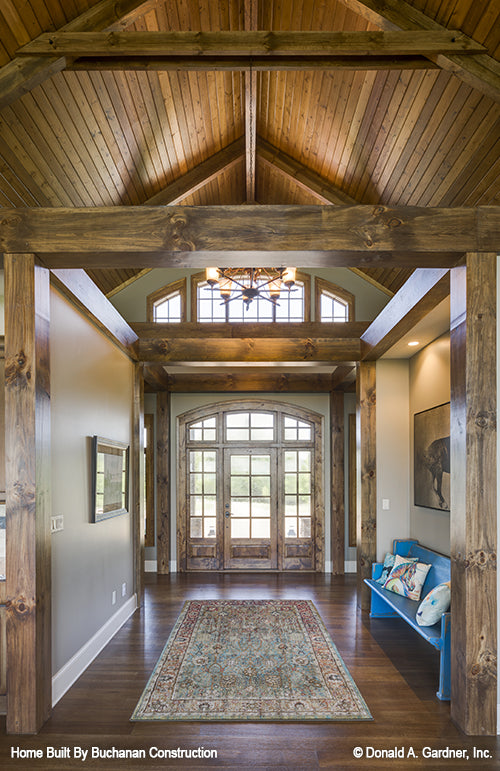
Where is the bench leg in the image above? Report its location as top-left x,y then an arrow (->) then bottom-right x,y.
437,613 -> 451,701
369,591 -> 399,618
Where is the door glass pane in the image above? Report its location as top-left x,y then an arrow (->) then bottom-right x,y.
231,498 -> 250,516
285,518 -> 297,538
283,449 -> 312,539
231,455 -> 250,474
252,519 -> 270,538
299,518 -> 311,538
190,518 -> 202,537
231,476 -> 250,496
252,498 -> 270,517
204,518 -> 216,538
251,455 -> 270,474
251,475 -> 270,496
231,519 -> 250,538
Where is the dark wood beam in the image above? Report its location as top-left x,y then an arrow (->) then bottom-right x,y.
137,337 -> 363,364
5,255 -> 51,733
18,30 -> 485,58
361,268 -> 450,359
330,391 -> 345,575
331,364 -> 357,390
144,138 -> 244,206
67,55 -> 439,72
156,392 -> 170,574
148,372 -> 342,392
1,205 -> 496,257
132,321 -> 369,339
244,0 -> 258,203
143,364 -> 171,391
450,255 -> 497,735
337,0 -> 500,103
0,0 -> 160,111
50,269 -> 138,358
356,361 -> 376,612
258,137 -> 357,205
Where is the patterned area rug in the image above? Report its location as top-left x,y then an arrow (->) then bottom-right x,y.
131,599 -> 371,721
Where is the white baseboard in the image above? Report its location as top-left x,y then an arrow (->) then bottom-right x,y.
344,560 -> 357,573
52,595 -> 137,707
498,703 -> 500,735
325,560 -> 332,573
145,560 -> 157,572
170,559 -> 177,572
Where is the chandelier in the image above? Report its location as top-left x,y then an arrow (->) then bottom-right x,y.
205,267 -> 296,309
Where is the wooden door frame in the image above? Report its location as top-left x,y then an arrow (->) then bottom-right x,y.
177,399 -> 324,572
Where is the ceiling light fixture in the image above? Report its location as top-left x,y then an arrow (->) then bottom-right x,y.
408,341 -> 420,347
205,267 -> 296,309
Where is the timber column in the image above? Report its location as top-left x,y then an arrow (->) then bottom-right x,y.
450,255 -> 497,735
356,361 -> 376,611
156,391 -> 170,574
4,254 -> 51,733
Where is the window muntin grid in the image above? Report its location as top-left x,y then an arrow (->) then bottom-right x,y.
284,450 -> 312,539
197,278 -> 305,322
284,416 -> 312,442
226,412 -> 275,442
230,454 -> 271,539
189,450 -> 217,538
153,291 -> 182,322
188,417 -> 217,442
320,291 -> 349,322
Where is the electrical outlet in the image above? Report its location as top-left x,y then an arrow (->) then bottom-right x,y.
51,515 -> 64,533
112,590 -> 117,605
121,582 -> 127,597
382,499 -> 390,510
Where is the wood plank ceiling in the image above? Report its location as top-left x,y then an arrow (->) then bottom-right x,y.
0,0 -> 498,297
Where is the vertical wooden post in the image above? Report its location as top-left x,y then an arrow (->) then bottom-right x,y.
450,254 -> 497,736
356,361 -> 376,611
4,254 -> 51,734
156,391 -> 170,574
330,391 -> 345,575
133,364 -> 145,605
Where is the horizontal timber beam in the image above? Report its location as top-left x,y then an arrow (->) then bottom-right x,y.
1,205 -> 496,258
136,337 -> 363,364
131,321 -> 369,339
337,0 -> 500,103
50,268 -> 138,358
0,0 -> 159,111
361,268 -> 450,359
144,371 -> 343,393
17,31 -> 484,59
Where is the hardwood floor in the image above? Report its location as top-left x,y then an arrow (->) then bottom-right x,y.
0,573 -> 498,769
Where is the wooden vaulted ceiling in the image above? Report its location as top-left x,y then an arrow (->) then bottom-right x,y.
0,0 -> 499,298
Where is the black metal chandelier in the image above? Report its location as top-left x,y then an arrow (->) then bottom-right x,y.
205,267 -> 297,308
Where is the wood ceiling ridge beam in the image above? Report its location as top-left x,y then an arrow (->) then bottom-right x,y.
257,136 -> 358,205
336,0 -> 500,103
130,321 -> 369,339
150,372 -> 341,393
361,267 -> 450,360
0,0 -> 159,111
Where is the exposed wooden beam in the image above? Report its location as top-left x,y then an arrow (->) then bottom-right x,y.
5,255 -> 51,733
258,137 -> 357,205
67,55 -> 439,72
0,0 -> 160,111
331,364 -> 357,390
143,364 -> 171,391
136,337 -> 363,364
244,1 -> 258,203
132,321 -> 369,339
18,30 -> 485,59
337,0 -> 500,103
331,391 -> 345,575
156,392 -> 170,574
361,268 -> 450,359
356,361 -> 376,612
1,205 -> 495,257
50,269 -> 138,358
144,138 -> 244,205
450,255 -> 497,735
147,371 -> 340,393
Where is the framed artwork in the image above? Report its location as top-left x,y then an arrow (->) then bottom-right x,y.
414,403 -> 450,511
91,436 -> 129,522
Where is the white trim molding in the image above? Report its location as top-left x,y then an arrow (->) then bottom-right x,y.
52,594 -> 138,706
145,560 -> 157,572
345,560 -> 357,573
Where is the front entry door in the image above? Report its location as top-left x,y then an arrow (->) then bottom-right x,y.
223,448 -> 278,569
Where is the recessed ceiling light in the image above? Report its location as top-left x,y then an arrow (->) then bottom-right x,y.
408,341 -> 420,347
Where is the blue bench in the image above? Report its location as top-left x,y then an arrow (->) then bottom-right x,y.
364,539 -> 451,701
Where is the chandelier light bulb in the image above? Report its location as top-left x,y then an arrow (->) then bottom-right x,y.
282,267 -> 296,288
206,267 -> 220,286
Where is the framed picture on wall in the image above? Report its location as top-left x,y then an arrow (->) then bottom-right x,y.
414,403 -> 450,511
91,436 -> 129,522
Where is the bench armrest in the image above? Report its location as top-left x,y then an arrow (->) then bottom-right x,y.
372,562 -> 383,580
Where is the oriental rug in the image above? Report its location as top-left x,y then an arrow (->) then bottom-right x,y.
131,599 -> 371,722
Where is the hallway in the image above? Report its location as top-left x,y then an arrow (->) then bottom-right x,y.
1,573 -> 498,769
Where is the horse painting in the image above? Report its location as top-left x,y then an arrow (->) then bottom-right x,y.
422,436 -> 450,509
414,404 -> 450,511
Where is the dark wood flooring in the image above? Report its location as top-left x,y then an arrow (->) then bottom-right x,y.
0,573 -> 498,770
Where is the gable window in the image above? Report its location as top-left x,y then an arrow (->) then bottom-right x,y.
315,277 -> 354,322
191,271 -> 310,323
146,278 -> 186,323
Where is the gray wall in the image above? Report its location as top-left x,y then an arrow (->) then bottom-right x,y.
50,288 -> 135,673
409,333 -> 451,555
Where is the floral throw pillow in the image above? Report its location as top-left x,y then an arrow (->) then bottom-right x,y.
375,552 -> 417,585
416,581 -> 451,626
383,554 -> 431,601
